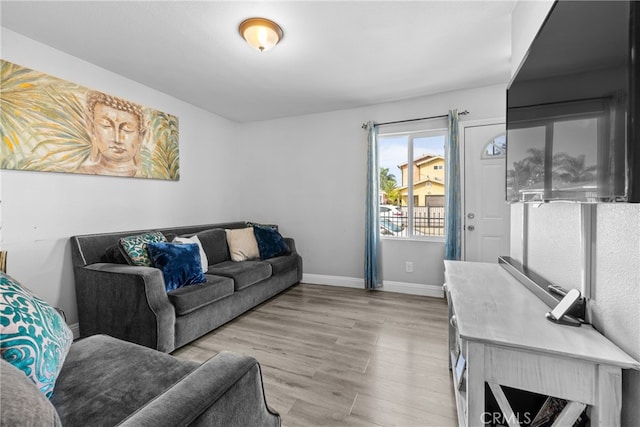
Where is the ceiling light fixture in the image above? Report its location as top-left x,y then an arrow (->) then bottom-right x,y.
239,18 -> 283,52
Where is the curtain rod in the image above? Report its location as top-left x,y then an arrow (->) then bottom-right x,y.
361,110 -> 469,129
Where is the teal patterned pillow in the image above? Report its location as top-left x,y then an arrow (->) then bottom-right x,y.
119,231 -> 167,266
0,272 -> 73,398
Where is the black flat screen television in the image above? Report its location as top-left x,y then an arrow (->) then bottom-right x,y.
506,0 -> 640,203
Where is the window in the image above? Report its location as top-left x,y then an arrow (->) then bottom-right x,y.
378,129 -> 448,238
483,134 -> 506,158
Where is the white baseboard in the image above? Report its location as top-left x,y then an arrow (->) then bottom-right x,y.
301,274 -> 443,298
302,274 -> 363,288
69,323 -> 80,340
381,280 -> 444,298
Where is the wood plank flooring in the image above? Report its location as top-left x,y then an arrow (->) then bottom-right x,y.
172,283 -> 457,427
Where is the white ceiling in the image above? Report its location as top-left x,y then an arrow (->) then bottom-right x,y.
1,1 -> 516,123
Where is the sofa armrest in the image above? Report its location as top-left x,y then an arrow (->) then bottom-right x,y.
74,263 -> 176,352
283,237 -> 297,254
283,237 -> 303,282
118,352 -> 280,427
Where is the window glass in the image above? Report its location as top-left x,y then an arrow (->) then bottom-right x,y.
378,130 -> 447,238
483,134 -> 506,158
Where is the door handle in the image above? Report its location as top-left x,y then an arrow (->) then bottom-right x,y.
467,225 -> 475,231
467,213 -> 475,219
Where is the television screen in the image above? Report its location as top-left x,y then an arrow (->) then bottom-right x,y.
506,0 -> 634,202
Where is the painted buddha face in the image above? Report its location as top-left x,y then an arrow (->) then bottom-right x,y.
92,103 -> 142,164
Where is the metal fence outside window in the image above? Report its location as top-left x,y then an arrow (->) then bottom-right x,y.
413,206 -> 445,236
380,206 -> 445,237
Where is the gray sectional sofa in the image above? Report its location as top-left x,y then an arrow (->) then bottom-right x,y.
70,221 -> 302,353
1,334 -> 280,426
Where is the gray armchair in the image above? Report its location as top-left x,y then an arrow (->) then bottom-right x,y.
1,334 -> 280,426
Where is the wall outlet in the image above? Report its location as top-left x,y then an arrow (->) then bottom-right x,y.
405,261 -> 413,273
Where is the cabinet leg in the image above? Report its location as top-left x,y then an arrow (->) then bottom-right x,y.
466,341 -> 486,426
591,365 -> 622,427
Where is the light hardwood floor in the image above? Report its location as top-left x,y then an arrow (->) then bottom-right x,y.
172,283 -> 457,427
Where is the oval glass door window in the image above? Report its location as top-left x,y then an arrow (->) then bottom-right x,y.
482,133 -> 506,159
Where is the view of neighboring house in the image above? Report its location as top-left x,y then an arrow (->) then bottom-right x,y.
397,154 -> 445,207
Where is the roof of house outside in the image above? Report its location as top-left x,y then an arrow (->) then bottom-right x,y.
397,177 -> 445,191
397,154 -> 444,169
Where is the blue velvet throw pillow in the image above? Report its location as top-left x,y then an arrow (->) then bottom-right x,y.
253,225 -> 290,260
146,242 -> 206,292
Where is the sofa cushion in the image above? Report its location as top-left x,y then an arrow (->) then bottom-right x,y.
253,225 -> 291,260
0,272 -> 74,398
147,242 -> 207,292
173,235 -> 208,273
168,275 -> 234,316
119,231 -> 167,266
264,253 -> 299,276
195,228 -> 231,265
207,261 -> 272,291
51,335 -> 199,426
0,359 -> 62,426
226,228 -> 260,262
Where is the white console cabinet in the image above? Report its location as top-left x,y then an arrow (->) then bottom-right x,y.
444,261 -> 639,427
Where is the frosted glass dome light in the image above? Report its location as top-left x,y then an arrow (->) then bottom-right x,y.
239,18 -> 283,52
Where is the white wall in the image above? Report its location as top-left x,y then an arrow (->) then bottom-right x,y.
526,203 -> 582,291
510,0 -> 554,76
511,2 -> 640,423
0,29 -> 241,325
236,84 -> 505,293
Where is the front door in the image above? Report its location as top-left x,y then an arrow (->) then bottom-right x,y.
463,123 -> 510,262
